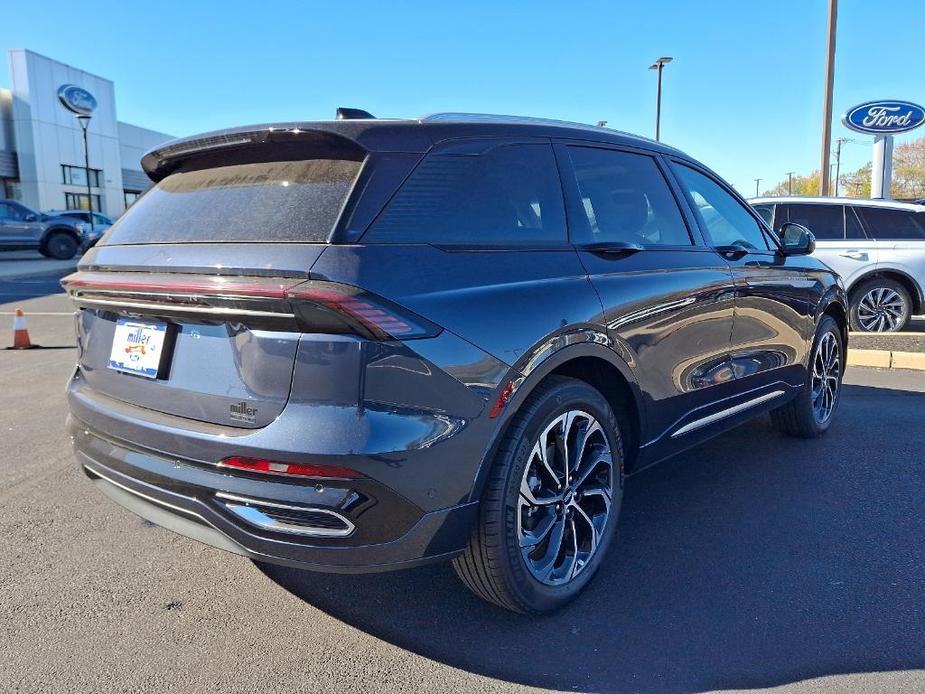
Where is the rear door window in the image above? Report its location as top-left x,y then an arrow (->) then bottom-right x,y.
784,203 -> 845,240
856,206 -> 925,240
672,164 -> 771,251
365,144 -> 566,245
567,147 -> 692,246
103,157 -> 363,244
752,204 -> 774,227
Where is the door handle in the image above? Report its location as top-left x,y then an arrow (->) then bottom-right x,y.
838,250 -> 866,260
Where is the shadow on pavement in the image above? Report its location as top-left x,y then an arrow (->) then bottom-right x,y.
0,273 -> 71,303
258,383 -> 925,693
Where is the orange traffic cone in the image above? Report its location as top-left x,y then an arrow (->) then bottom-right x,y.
10,308 -> 36,349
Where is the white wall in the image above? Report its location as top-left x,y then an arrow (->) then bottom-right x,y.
118,121 -> 173,173
9,49 -> 126,216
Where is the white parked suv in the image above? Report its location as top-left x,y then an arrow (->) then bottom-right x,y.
751,197 -> 925,332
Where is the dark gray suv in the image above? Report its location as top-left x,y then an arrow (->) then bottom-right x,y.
0,199 -> 89,259
64,113 -> 847,613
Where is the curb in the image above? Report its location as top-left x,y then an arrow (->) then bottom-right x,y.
847,348 -> 925,371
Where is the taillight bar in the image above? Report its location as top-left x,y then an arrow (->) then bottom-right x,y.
61,271 -> 441,340
61,271 -> 302,298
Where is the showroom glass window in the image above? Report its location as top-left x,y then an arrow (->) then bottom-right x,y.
567,147 -> 692,246
62,165 -> 102,188
65,192 -> 102,212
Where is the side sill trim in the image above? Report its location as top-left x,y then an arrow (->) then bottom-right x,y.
671,389 -> 786,438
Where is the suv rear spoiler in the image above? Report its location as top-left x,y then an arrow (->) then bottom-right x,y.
141,121 -> 431,182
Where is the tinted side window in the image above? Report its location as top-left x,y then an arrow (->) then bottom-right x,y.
856,207 -> 925,240
845,207 -> 867,239
3,203 -> 28,221
366,144 -> 566,245
752,204 -> 773,226
785,204 -> 844,240
567,147 -> 691,246
672,164 -> 770,250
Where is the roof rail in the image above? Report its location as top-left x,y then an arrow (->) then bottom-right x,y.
420,112 -> 604,129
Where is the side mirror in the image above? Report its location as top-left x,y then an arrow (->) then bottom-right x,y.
779,222 -> 816,256
25,213 -> 38,222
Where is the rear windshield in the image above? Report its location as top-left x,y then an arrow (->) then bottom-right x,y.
104,158 -> 362,244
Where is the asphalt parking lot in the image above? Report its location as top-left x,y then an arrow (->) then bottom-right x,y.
1,277 -> 923,694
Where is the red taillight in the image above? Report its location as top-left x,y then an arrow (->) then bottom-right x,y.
61,271 -> 440,341
218,456 -> 364,479
286,282 -> 439,339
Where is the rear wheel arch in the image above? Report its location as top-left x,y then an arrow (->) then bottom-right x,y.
41,226 -> 80,248
470,343 -> 644,504
848,269 -> 922,314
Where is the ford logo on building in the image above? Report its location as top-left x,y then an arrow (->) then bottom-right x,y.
57,84 -> 97,116
842,100 -> 925,135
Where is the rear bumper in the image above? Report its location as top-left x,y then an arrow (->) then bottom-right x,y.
69,416 -> 478,573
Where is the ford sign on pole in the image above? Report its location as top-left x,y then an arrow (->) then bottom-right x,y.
842,100 -> 925,135
842,100 -> 925,198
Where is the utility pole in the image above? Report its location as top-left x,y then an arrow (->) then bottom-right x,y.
819,0 -> 838,196
833,137 -> 850,196
648,57 -> 673,141
786,171 -> 795,195
755,178 -> 762,197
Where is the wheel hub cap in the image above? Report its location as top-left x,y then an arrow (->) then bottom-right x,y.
857,288 -> 906,332
517,410 -> 614,586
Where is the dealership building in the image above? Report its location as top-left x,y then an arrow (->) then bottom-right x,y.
0,49 -> 174,218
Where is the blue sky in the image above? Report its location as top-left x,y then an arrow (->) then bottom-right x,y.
4,0 -> 924,192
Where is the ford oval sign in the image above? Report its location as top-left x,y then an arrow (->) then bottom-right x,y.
842,100 -> 925,135
57,84 -> 97,116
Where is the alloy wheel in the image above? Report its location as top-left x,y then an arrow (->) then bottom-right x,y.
811,331 -> 841,424
857,287 -> 906,332
517,410 -> 614,586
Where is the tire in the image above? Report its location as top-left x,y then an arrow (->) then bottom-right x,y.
453,375 -> 624,614
43,232 -> 79,260
849,278 -> 912,332
771,315 -> 844,438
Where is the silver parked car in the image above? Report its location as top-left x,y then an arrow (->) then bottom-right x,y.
0,199 -> 90,259
751,197 -> 925,332
44,210 -> 113,248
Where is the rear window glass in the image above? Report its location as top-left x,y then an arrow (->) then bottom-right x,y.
103,158 -> 362,244
855,206 -> 925,240
364,144 -> 566,245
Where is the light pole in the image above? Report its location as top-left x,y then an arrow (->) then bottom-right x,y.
786,171 -> 795,195
755,178 -> 762,197
648,56 -> 673,141
76,113 -> 94,233
819,0 -> 838,195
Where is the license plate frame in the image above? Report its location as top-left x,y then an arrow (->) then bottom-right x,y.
108,318 -> 173,379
